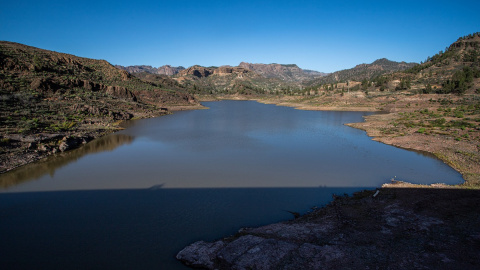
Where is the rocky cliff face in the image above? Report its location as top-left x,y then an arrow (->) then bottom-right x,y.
213,66 -> 250,75
177,65 -> 214,78
115,65 -> 185,75
238,62 -> 327,82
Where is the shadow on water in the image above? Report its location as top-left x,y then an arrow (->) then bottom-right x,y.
0,134 -> 134,189
0,186 -> 373,270
0,101 -> 467,269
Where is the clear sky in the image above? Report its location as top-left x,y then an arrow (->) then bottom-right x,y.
1,0 -> 479,73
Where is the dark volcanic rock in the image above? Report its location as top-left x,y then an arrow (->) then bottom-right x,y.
106,85 -> 137,102
177,241 -> 226,269
177,188 -> 480,269
59,136 -> 80,152
30,78 -> 60,93
108,110 -> 133,120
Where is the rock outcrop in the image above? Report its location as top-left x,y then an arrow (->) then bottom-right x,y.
177,188 -> 480,269
239,62 -> 327,82
213,66 -> 250,75
177,65 -> 214,78
106,85 -> 137,102
115,65 -> 185,76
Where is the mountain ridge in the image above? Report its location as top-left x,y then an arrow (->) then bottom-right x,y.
116,64 -> 185,76
306,58 -> 418,85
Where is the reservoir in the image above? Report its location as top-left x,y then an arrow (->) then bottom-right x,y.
0,101 -> 463,269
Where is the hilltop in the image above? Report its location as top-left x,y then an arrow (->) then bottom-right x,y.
238,62 -> 327,82
0,41 -> 198,172
399,33 -> 480,94
306,58 -> 417,86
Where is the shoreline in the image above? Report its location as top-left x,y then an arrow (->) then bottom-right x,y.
177,186 -> 480,269
2,95 -> 478,268
200,94 -> 479,188
0,104 -> 206,175
176,96 -> 480,269
4,94 -> 476,187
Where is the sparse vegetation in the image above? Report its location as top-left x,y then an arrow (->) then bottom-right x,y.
0,41 -> 198,172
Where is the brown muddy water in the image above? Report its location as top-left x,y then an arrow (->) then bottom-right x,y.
0,101 -> 463,269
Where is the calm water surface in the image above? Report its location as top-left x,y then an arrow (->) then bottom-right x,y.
0,101 -> 463,269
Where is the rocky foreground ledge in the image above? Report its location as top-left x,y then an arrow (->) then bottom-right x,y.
177,187 -> 480,269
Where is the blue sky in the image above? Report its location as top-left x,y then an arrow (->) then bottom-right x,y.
1,0 -> 479,73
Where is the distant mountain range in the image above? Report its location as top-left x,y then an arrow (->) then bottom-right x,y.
3,32 -> 478,100
116,62 -> 328,83
2,32 -> 479,173
238,62 -> 328,82
116,58 -> 420,90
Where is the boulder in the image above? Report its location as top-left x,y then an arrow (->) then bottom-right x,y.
59,136 -> 80,152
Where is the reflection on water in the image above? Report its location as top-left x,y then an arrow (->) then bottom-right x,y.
0,100 -> 466,269
0,134 -> 134,190
1,101 -> 464,193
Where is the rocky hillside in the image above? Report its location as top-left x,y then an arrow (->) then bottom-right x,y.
239,62 -> 327,82
120,62 -> 327,96
398,33 -> 480,94
307,58 -> 417,85
116,64 -> 185,76
177,65 -> 216,78
172,65 -> 299,96
0,41 -> 197,172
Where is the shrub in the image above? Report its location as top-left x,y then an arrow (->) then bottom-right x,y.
431,118 -> 446,127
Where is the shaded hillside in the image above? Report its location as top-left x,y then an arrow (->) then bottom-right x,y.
0,41 -> 197,172
307,58 -> 417,85
239,62 -> 327,82
116,64 -> 185,76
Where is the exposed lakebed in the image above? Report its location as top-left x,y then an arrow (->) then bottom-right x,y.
0,101 -> 463,269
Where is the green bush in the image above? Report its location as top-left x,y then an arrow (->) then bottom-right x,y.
431,118 -> 446,127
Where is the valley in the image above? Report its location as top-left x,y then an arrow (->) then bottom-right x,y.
1,32 -> 480,270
